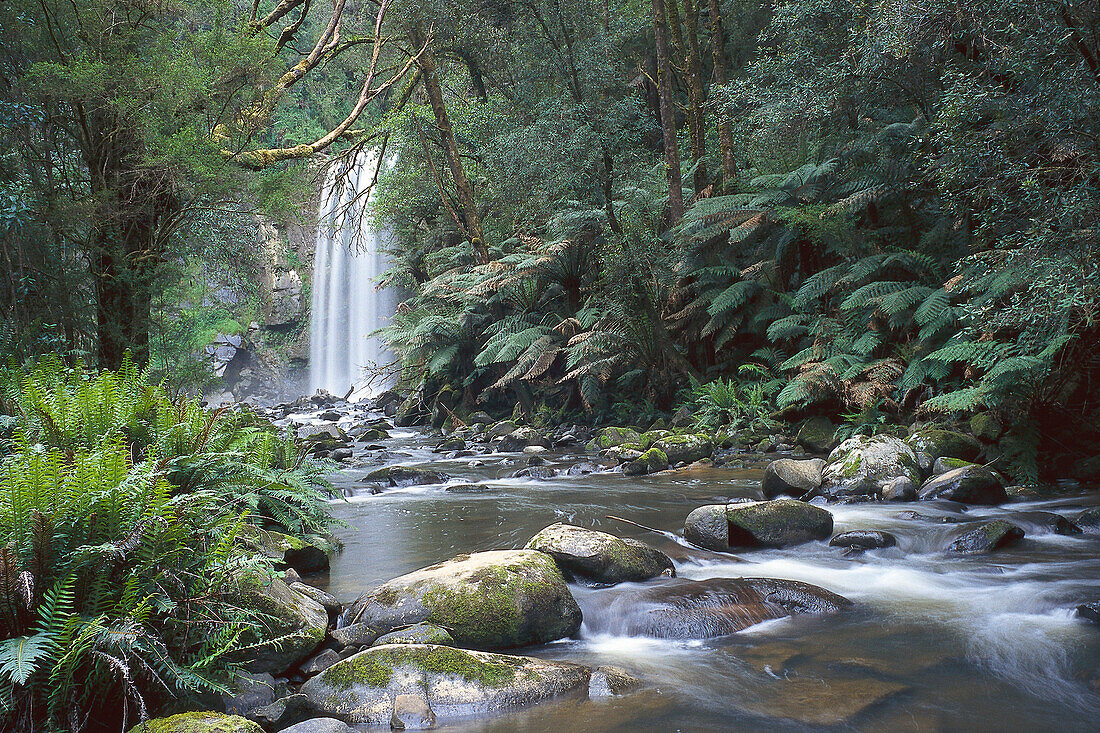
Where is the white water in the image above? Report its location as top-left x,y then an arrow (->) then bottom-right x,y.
309,149 -> 397,398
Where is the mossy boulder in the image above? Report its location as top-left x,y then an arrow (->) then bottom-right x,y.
905,428 -> 981,462
622,447 -> 669,476
931,457 -> 974,476
500,427 -> 551,452
948,520 -> 1024,553
684,499 -> 833,550
969,412 -> 1002,442
299,644 -> 590,725
918,465 -> 1007,505
128,712 -> 263,733
586,426 -> 643,452
525,523 -> 674,585
652,433 -> 713,465
342,550 -> 581,650
796,416 -> 837,454
228,572 -> 328,674
821,435 -> 921,500
485,420 -> 518,440
761,458 -> 825,499
237,526 -> 330,575
374,622 -> 455,647
360,466 -> 450,488
296,424 -> 348,446
583,577 -> 851,639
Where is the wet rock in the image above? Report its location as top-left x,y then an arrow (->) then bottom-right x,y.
1013,511 -> 1082,535
652,434 -> 714,465
485,420 -> 518,441
1075,507 -> 1100,532
343,550 -> 582,649
586,426 -> 643,451
330,447 -> 353,461
500,427 -> 552,452
948,520 -> 1025,554
684,499 -> 833,550
229,572 -> 327,674
361,466 -> 450,488
391,693 -> 436,730
318,409 -> 343,421
882,476 -> 918,501
829,530 -> 897,550
523,444 -> 547,455
469,411 -> 493,424
585,577 -> 851,639
374,623 -> 455,647
278,718 -> 356,733
795,416 -> 837,453
246,693 -> 311,729
821,435 -> 921,500
1077,601 -> 1100,624
906,428 -> 982,463
525,523 -> 674,585
290,583 -> 341,617
526,454 -> 548,466
221,672 -> 276,716
300,648 -> 341,675
761,458 -> 825,498
566,461 -> 603,476
742,676 -> 910,726
330,622 -> 381,651
512,466 -> 557,479
297,424 -> 348,444
932,456 -> 974,475
299,644 -> 590,725
436,437 -> 466,452
444,483 -> 490,494
128,713 -> 263,733
623,447 -> 669,476
588,666 -> 643,697
918,465 -> 1007,505
237,526 -> 331,575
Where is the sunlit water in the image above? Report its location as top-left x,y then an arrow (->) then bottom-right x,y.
306,414 -> 1100,731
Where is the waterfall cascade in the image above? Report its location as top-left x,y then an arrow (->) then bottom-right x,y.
309,149 -> 397,398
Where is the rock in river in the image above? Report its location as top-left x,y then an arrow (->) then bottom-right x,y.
761,458 -> 825,498
128,713 -> 263,733
918,465 -> 1007,505
820,435 -> 921,500
652,433 -> 714,465
300,644 -> 590,725
829,530 -> 897,550
582,577 -> 851,639
360,466 -> 450,488
342,550 -> 582,650
684,499 -> 833,551
525,523 -> 674,585
948,520 -> 1025,554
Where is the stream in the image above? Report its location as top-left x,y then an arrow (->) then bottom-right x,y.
302,415 -> 1100,731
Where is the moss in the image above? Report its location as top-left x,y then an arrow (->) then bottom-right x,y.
373,585 -> 401,607
423,565 -> 523,647
839,452 -> 862,478
128,712 -> 262,733
321,651 -> 396,690
321,646 -> 519,692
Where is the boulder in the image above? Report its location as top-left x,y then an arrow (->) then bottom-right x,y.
969,412 -> 1003,442
289,583 -> 341,617
1075,507 -> 1100,532
299,644 -> 590,725
1077,602 -> 1100,624
485,421 -> 518,441
932,457 -> 974,476
246,694 -> 311,730
278,719 -> 356,733
622,447 -> 669,476
566,461 -> 604,476
918,465 -> 1007,505
583,577 -> 851,639
820,435 -> 921,500
237,526 -> 330,575
652,434 -> 713,465
588,666 -> 643,697
342,550 -> 582,649
796,416 -> 837,453
1012,511 -> 1082,535
469,411 -> 493,425
761,458 -> 825,499
525,523 -> 674,585
361,466 -> 450,488
500,427 -> 551,452
300,648 -> 341,675
330,622 -> 382,651
221,673 -> 276,716
374,623 -> 455,647
829,530 -> 897,550
128,713 -> 263,733
882,476 -> 918,501
948,520 -> 1025,554
684,499 -> 833,550
229,572 -> 327,674
586,426 -> 643,451
906,428 -> 981,462
511,466 -> 556,479
296,424 -> 348,445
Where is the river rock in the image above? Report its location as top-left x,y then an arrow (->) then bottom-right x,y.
525,523 -> 674,585
374,623 -> 455,647
882,476 -> 918,501
948,520 -> 1025,553
970,412 -> 1002,442
932,457 -> 974,476
623,447 -> 669,476
485,420 -> 517,440
246,694 -> 312,729
300,644 -> 591,725
652,434 -> 714,465
300,648 -> 341,675
796,416 -> 836,453
361,466 -> 450,488
230,572 -> 327,674
469,411 -> 493,424
128,713 -> 263,733
500,427 -> 552,452
330,622 -> 383,651
821,435 -> 921,500
684,499 -> 833,550
761,458 -> 825,498
221,672 -> 276,716
906,428 -> 982,462
278,718 -> 356,733
588,666 -> 643,697
512,465 -> 556,479
566,461 -> 604,475
587,426 -> 643,451
1075,507 -> 1100,532
237,526 -> 330,575
342,550 -> 582,649
290,583 -> 341,617
1077,602 -> 1100,624
918,465 -> 1007,504
585,577 -> 851,639
829,530 -> 897,550
1013,511 -> 1082,535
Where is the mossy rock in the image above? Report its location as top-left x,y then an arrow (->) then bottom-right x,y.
918,465 -> 1007,505
948,520 -> 1024,553
128,712 -> 263,733
684,499 -> 833,550
374,622 -> 455,647
360,466 -> 450,488
226,572 -> 328,674
586,426 -> 643,452
343,550 -> 581,650
969,412 -> 1002,442
652,433 -> 713,465
300,644 -> 590,725
905,428 -> 981,462
821,435 -> 921,500
525,523 -> 674,585
622,447 -> 668,476
796,416 -> 836,453
237,526 -> 330,575
931,457 -> 974,476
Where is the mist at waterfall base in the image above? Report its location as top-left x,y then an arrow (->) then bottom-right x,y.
309,149 -> 398,400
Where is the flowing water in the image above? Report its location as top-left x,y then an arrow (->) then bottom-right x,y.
305,414 -> 1100,731
309,150 -> 397,397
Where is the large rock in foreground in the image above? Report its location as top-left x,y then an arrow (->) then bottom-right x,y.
820,435 -> 921,500
583,577 -> 851,639
229,573 -> 327,674
918,465 -> 1007,505
300,644 -> 590,725
685,499 -> 833,550
525,523 -> 674,585
342,550 -> 581,649
128,713 -> 262,733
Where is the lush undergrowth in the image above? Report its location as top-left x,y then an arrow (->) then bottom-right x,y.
0,357 -> 337,731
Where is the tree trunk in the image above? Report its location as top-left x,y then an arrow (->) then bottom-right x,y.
412,27 -> 489,264
681,0 -> 708,194
707,0 -> 737,188
653,0 -> 684,223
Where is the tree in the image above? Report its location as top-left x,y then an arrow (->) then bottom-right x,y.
653,0 -> 684,222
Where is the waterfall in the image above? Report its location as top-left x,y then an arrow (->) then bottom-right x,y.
309,149 -> 397,398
